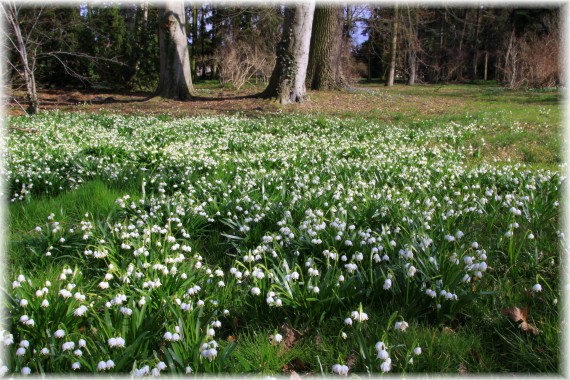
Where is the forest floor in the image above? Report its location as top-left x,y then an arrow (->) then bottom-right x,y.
9,80 -> 551,121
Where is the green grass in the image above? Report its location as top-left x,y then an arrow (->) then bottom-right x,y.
3,83 -> 562,376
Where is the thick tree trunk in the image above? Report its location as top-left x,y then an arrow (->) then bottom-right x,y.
261,1 -> 315,104
5,2 -> 39,114
306,4 -> 346,90
156,1 -> 194,100
386,4 -> 398,87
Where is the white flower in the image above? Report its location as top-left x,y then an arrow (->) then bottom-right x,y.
72,362 -> 81,370
97,361 -> 107,371
21,367 -> 31,375
532,283 -> 542,292
375,341 -> 386,351
78,339 -> 86,348
341,332 -> 347,339
73,349 -> 82,356
19,340 -> 29,348
395,321 -> 409,331
377,349 -> 389,360
74,305 -> 88,316
106,359 -> 115,369
164,332 -> 173,341
41,299 -> 50,308
380,358 -> 391,372
413,347 -> 422,355
54,329 -> 65,338
16,347 -> 26,356
99,281 -> 110,289
274,333 -> 283,343
185,366 -> 193,374
344,318 -> 353,326
62,341 -> 75,351
313,286 -> 320,294
383,278 -> 392,290
251,287 -> 261,296
20,299 -> 28,307
157,361 -> 167,371
40,347 -> 49,355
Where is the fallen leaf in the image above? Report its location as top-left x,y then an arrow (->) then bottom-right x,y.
281,323 -> 303,349
442,326 -> 455,335
500,306 -> 539,335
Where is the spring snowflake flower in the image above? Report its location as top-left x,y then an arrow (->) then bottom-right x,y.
414,347 -> 422,355
62,341 -> 75,351
20,299 -> 28,307
19,340 -> 29,348
533,283 -> 542,292
383,278 -> 392,290
74,305 -> 88,316
78,339 -> 86,348
274,333 -> 283,343
332,364 -> 349,376
40,347 -> 49,355
395,321 -> 409,331
41,299 -> 49,308
157,362 -> 167,371
377,349 -> 389,360
341,332 -> 347,339
97,361 -> 107,371
72,362 -> 81,370
54,329 -> 65,338
380,358 -> 392,373
73,349 -> 82,356
528,233 -> 535,239
185,366 -> 193,374
106,359 -> 115,369
21,367 -> 31,375
16,347 -> 26,356
344,318 -> 353,326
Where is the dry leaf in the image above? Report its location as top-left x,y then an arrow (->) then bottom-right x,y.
346,351 -> 359,369
281,323 -> 303,349
500,306 -> 539,335
442,326 -> 455,335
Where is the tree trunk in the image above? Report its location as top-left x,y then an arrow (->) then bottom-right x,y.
386,4 -> 398,87
155,1 -> 194,100
261,1 -> 315,104
5,2 -> 39,114
306,4 -> 345,90
191,5 -> 198,79
484,50 -> 488,81
407,6 -> 418,85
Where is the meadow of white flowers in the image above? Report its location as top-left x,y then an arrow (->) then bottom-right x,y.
2,113 -> 561,375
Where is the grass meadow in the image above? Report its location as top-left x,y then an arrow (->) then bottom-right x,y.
1,83 -> 563,376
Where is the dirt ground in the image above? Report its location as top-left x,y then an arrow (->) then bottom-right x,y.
7,85 -> 466,121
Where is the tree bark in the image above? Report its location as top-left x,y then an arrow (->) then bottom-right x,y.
407,6 -> 418,85
155,1 -> 194,100
5,2 -> 39,114
386,4 -> 398,87
260,1 -> 315,104
306,4 -> 346,90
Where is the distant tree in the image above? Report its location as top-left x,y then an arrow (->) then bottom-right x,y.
386,4 -> 398,86
155,1 -> 194,100
261,1 -> 315,104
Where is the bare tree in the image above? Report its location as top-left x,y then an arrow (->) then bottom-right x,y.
260,1 -> 315,104
2,1 -> 40,114
155,1 -> 194,100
